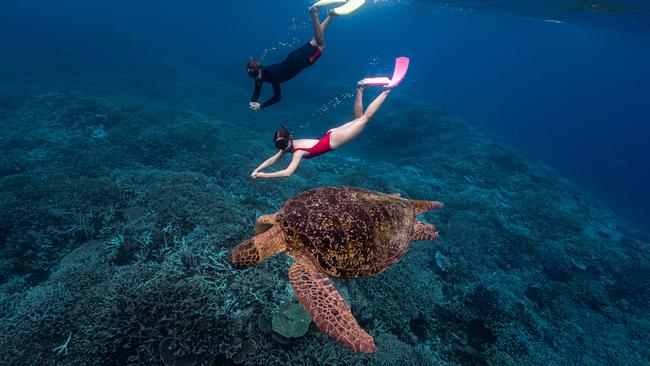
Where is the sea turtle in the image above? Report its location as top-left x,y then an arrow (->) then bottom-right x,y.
229,186 -> 443,353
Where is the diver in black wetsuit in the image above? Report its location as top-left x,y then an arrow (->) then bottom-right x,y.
247,6 -> 336,111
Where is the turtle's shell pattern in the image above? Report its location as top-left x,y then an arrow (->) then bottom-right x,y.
277,186 -> 416,278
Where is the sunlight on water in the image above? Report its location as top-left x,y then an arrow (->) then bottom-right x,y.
420,0 -> 650,33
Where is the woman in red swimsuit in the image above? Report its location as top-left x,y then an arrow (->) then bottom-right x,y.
251,85 -> 391,179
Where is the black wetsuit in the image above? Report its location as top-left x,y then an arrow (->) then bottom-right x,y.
250,42 -> 322,109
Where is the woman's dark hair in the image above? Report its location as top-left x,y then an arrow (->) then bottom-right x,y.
274,125 -> 292,151
247,58 -> 261,78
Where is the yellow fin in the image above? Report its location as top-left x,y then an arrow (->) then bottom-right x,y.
312,0 -> 347,8
333,0 -> 365,15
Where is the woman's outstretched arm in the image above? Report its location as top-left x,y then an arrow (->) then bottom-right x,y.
255,152 -> 304,179
251,150 -> 284,177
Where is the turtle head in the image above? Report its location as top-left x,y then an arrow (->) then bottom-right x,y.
229,238 -> 261,268
229,224 -> 286,269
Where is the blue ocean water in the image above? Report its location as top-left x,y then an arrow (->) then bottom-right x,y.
3,0 -> 648,229
1,1 -> 649,365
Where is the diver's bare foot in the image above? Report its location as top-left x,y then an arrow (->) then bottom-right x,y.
311,5 -> 320,15
329,9 -> 338,17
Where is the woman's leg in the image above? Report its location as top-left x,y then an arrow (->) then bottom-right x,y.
361,89 -> 390,120
329,89 -> 391,149
310,7 -> 325,48
330,87 -> 364,134
353,85 -> 364,119
321,10 -> 336,32
309,8 -> 336,49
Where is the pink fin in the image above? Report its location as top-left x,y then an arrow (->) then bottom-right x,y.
357,57 -> 410,88
358,76 -> 390,87
387,57 -> 410,88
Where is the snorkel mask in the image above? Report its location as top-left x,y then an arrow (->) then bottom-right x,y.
247,68 -> 259,79
247,58 -> 261,79
274,125 -> 293,151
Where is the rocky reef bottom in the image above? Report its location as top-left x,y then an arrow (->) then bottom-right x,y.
0,72 -> 648,365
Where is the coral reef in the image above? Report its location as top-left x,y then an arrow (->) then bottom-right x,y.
272,303 -> 312,338
0,71 -> 648,365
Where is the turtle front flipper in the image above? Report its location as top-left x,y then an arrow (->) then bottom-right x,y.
229,225 -> 286,268
255,214 -> 277,234
288,257 -> 376,353
412,220 -> 439,241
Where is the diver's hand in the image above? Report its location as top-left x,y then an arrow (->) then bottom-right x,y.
249,102 -> 261,111
250,170 -> 259,179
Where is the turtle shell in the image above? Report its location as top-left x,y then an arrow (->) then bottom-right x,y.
277,186 -> 417,278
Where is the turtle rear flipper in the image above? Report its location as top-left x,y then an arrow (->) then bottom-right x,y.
412,220 -> 439,241
229,225 -> 286,268
412,200 -> 444,215
289,257 -> 376,353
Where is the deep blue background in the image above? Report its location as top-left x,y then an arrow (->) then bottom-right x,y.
1,0 -> 649,231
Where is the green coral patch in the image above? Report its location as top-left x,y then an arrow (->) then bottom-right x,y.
272,303 -> 312,338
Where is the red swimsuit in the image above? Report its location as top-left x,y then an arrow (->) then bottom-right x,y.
293,131 -> 332,159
